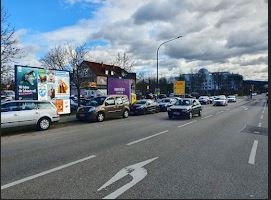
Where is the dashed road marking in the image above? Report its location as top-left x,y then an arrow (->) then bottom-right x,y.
1,155 -> 96,190
177,120 -> 197,128
201,115 -> 213,120
258,123 -> 262,127
126,130 -> 168,146
216,111 -> 224,114
260,115 -> 263,119
248,140 -> 258,165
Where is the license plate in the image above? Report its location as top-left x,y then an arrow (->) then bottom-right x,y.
173,112 -> 180,115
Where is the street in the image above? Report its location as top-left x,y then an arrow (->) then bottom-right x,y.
1,94 -> 268,199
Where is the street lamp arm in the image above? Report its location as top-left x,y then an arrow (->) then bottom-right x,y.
156,35 -> 182,93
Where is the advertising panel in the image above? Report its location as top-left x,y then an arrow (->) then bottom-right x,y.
15,65 -> 70,114
107,77 -> 131,100
15,66 -> 38,100
174,81 -> 185,95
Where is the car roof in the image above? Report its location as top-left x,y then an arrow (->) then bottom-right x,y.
1,100 -> 52,104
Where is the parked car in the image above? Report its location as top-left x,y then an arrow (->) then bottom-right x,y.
76,95 -> 130,122
1,100 -> 59,130
1,90 -> 15,100
70,99 -> 78,112
198,96 -> 210,104
209,96 -> 217,103
158,98 -> 177,111
167,98 -> 202,119
227,95 -> 236,103
213,95 -> 228,106
145,93 -> 155,99
130,99 -> 160,115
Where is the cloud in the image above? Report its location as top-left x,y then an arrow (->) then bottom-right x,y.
13,0 -> 268,81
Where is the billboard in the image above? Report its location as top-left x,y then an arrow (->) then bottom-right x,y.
174,81 -> 185,95
15,66 -> 38,100
15,65 -> 70,114
107,77 -> 131,100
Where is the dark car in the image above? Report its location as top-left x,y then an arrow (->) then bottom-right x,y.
158,98 -> 177,112
130,99 -> 160,115
76,95 -> 130,122
167,98 -> 202,119
145,93 -> 155,99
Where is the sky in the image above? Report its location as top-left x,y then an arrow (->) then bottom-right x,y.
2,0 -> 268,81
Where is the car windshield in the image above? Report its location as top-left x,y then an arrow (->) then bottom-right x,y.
86,97 -> 106,106
136,100 -> 147,104
215,97 -> 226,100
176,99 -> 191,106
228,96 -> 235,98
162,99 -> 171,103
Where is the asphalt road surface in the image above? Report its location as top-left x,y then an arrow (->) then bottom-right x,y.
1,95 -> 268,199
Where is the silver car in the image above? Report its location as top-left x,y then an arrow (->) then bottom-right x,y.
1,100 -> 60,131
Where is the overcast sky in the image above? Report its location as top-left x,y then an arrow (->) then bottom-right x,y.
3,0 -> 268,80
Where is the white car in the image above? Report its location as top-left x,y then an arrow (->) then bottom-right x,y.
198,96 -> 210,104
227,95 -> 236,103
213,95 -> 228,106
1,100 -> 59,131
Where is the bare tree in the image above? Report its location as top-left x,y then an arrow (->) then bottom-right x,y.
40,45 -> 68,70
67,43 -> 89,107
113,52 -> 134,72
1,7 -> 23,83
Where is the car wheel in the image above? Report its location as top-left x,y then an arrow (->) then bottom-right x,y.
123,109 -> 129,118
155,107 -> 160,113
188,112 -> 193,119
198,110 -> 202,116
168,114 -> 173,119
37,117 -> 51,131
143,109 -> 147,115
97,112 -> 105,122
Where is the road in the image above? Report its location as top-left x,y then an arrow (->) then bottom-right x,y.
1,95 -> 268,199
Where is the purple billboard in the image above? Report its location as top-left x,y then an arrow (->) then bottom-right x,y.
107,77 -> 131,99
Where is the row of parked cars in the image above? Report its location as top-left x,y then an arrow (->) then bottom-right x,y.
1,94 -> 236,131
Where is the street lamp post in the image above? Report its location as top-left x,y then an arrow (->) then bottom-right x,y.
156,35 -> 182,94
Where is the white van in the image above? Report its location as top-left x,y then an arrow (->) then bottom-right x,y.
1,100 -> 59,131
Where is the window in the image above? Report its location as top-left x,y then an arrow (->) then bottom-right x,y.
105,70 -> 109,75
1,102 -> 19,112
115,97 -> 123,105
37,102 -> 55,109
105,97 -> 115,106
111,71 -> 114,75
121,96 -> 129,103
19,102 -> 38,110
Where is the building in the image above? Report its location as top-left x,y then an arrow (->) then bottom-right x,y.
181,68 -> 243,95
71,61 -> 136,97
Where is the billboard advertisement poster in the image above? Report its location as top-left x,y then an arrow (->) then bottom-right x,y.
107,77 -> 131,100
174,81 -> 185,95
38,68 -> 47,101
55,71 -> 70,98
15,66 -> 38,100
15,65 -> 71,114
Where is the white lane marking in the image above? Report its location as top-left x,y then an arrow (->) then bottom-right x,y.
216,111 -> 224,114
258,123 -> 262,127
1,155 -> 96,190
201,115 -> 213,120
262,110 -> 265,114
260,115 -> 263,119
126,130 -> 168,146
226,108 -> 230,111
177,120 -> 197,128
244,108 -> 248,110
98,157 -> 158,199
254,131 -> 260,134
248,140 -> 258,165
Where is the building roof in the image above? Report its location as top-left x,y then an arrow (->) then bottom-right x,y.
81,61 -> 126,76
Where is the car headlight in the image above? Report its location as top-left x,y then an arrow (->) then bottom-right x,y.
88,107 -> 96,112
